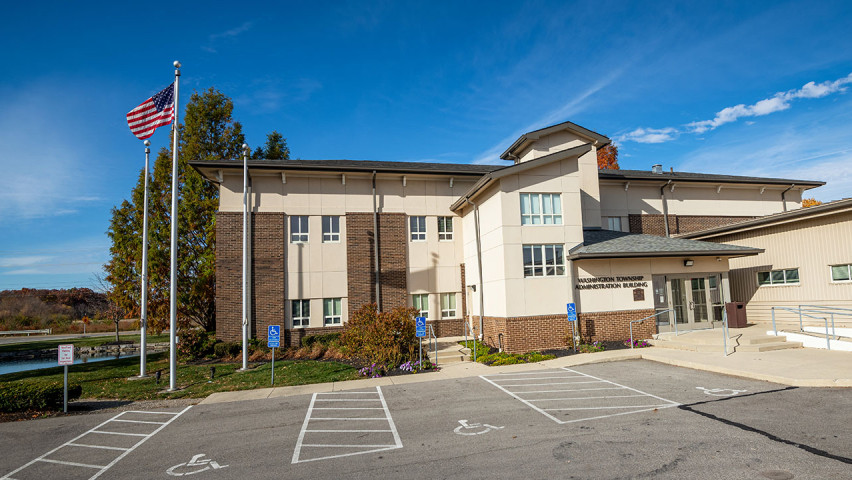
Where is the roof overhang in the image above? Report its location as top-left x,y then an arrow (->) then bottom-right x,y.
500,120 -> 610,161
567,249 -> 763,260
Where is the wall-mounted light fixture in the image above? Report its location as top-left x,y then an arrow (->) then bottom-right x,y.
684,259 -> 694,267
470,285 -> 476,292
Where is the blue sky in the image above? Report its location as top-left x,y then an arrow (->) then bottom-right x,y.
1,0 -> 851,291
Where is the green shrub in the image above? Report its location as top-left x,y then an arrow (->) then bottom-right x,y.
213,341 -> 241,358
578,341 -> 605,353
340,304 -> 419,366
302,332 -> 341,348
177,329 -> 215,361
0,381 -> 82,412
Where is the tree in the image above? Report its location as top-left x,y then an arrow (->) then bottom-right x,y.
105,88 -> 246,332
251,130 -> 290,160
802,197 -> 822,208
597,144 -> 619,170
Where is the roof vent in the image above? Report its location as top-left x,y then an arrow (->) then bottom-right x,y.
651,164 -> 663,174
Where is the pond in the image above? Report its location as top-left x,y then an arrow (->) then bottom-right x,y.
0,353 -> 140,376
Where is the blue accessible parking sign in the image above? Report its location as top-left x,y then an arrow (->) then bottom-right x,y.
268,325 -> 281,348
415,316 -> 426,338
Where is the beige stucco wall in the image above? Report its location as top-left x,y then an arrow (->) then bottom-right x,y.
516,130 -> 589,163
699,210 -> 852,326
573,257 -> 731,313
599,182 -> 804,219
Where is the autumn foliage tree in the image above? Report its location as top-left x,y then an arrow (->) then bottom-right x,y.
597,144 -> 619,170
802,197 -> 822,208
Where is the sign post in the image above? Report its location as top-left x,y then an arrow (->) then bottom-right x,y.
415,316 -> 426,371
566,303 -> 579,351
58,344 -> 74,413
267,325 -> 280,385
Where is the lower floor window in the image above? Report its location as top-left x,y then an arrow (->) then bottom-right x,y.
757,268 -> 799,286
523,244 -> 565,277
831,264 -> 852,282
440,293 -> 456,318
324,298 -> 342,325
412,294 -> 429,317
291,300 -> 310,328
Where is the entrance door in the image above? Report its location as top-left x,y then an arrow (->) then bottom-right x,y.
658,275 -> 719,332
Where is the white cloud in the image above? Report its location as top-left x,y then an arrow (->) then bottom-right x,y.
624,72 -> 852,141
203,21 -> 254,53
0,256 -> 53,268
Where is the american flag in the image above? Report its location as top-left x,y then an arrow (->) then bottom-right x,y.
126,83 -> 175,140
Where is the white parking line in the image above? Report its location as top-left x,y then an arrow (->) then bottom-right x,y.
1,406 -> 191,480
481,367 -> 679,425
291,386 -> 402,464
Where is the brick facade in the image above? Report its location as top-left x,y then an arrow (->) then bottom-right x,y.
345,212 -> 408,318
286,326 -> 345,348
215,212 -> 242,342
629,214 -> 755,236
469,308 -> 656,354
460,263 -> 467,320
251,213 -> 286,345
426,318 -> 464,337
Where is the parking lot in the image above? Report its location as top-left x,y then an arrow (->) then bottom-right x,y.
2,360 -> 850,479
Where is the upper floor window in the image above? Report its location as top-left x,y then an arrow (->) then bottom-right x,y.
323,298 -> 342,325
322,216 -> 340,243
438,216 -> 454,241
520,193 -> 562,225
292,299 -> 310,328
523,244 -> 565,277
757,268 -> 799,286
440,293 -> 457,318
831,264 -> 852,282
290,215 -> 309,243
605,216 -> 623,232
410,216 -> 426,241
412,294 -> 429,317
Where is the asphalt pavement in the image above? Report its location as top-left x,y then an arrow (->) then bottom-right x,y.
2,360 -> 849,479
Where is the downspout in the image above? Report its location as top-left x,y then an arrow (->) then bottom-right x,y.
465,198 -> 485,340
372,171 -> 381,310
660,180 -> 672,237
781,184 -> 795,212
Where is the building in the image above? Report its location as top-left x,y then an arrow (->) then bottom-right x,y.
681,198 -> 852,329
190,120 -> 824,353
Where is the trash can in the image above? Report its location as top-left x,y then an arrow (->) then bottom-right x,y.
725,302 -> 747,328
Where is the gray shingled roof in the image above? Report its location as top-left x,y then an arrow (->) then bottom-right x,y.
190,159 -> 501,176
568,229 -> 763,259
599,169 -> 824,187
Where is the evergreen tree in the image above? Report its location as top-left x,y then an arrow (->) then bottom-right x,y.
250,130 -> 290,159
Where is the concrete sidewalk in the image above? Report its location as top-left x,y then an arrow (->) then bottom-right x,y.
200,345 -> 852,405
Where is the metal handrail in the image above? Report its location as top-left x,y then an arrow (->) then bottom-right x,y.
463,321 -> 477,362
773,306 -> 832,350
630,309 -> 673,348
427,324 -> 438,367
799,305 -> 852,337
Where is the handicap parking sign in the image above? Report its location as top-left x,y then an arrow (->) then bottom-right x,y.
415,316 -> 426,338
268,325 -> 281,348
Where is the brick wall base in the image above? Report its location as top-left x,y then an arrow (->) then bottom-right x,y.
215,212 -> 241,342
469,308 -> 656,354
426,318 -> 464,337
629,214 -> 755,237
286,326 -> 345,348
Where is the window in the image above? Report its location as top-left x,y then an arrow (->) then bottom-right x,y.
440,293 -> 456,318
290,215 -> 309,243
605,216 -> 623,232
523,244 -> 565,277
412,294 -> 429,317
520,193 -> 562,225
410,216 -> 426,241
291,300 -> 310,328
757,268 -> 799,286
438,216 -> 454,241
322,216 -> 340,243
831,264 -> 852,282
323,298 -> 342,325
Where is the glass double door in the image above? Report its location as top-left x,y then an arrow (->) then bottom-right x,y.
654,274 -> 723,332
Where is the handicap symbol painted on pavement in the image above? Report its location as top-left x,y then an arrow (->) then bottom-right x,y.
454,419 -> 504,436
696,387 -> 747,397
167,454 -> 229,476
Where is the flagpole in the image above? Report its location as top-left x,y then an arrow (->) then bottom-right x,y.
241,143 -> 249,371
138,140 -> 151,378
169,61 -> 181,391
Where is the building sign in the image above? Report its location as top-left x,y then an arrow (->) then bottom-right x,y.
575,276 -> 648,290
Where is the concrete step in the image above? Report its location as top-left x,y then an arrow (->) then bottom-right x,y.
648,339 -> 722,353
653,332 -> 726,345
738,341 -> 803,352
743,335 -> 788,345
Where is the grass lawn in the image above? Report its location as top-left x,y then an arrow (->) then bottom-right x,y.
0,334 -> 171,353
0,352 -> 360,401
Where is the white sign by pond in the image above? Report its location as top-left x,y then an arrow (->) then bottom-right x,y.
58,344 -> 74,365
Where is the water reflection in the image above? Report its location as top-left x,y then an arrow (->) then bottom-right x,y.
0,352 -> 140,376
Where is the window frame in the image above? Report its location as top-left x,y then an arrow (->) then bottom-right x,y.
412,293 -> 429,318
605,216 -> 623,232
438,216 -> 454,241
323,298 -> 342,326
291,299 -> 310,328
522,244 -> 566,277
440,293 -> 457,318
520,193 -> 563,225
757,268 -> 800,286
410,216 -> 426,241
290,215 -> 309,243
322,215 -> 340,243
830,263 -> 852,283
